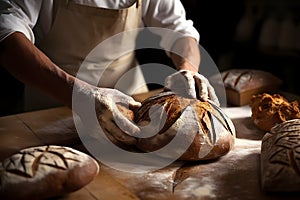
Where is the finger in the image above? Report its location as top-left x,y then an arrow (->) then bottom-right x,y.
112,103 -> 141,136
172,71 -> 196,98
164,72 -> 182,92
128,99 -> 141,111
183,71 -> 197,98
118,99 -> 141,113
206,83 -> 220,106
194,75 -> 209,101
114,91 -> 141,108
198,75 -> 220,106
100,118 -> 137,145
165,71 -> 195,98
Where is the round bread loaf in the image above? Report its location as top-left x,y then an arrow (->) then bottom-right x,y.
0,145 -> 99,200
261,119 -> 300,192
134,92 -> 236,161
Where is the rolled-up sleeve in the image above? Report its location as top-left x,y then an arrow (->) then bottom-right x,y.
142,0 -> 200,50
0,0 -> 42,43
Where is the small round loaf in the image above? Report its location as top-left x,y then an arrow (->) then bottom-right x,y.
250,93 -> 300,131
0,145 -> 99,200
134,92 -> 236,161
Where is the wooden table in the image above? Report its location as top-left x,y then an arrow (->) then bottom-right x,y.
0,91 -> 299,200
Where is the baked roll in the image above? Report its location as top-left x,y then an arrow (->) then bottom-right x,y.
134,92 -> 236,161
0,145 -> 99,200
261,119 -> 300,192
250,93 -> 300,131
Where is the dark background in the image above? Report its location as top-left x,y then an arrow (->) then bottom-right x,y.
1,0 -> 300,116
180,0 -> 300,95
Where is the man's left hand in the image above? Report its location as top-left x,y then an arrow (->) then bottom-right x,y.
164,69 -> 220,106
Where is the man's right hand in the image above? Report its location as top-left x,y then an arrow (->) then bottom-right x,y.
73,83 -> 141,145
94,88 -> 141,144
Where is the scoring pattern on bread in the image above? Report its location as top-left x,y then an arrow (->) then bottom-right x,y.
209,69 -> 282,106
0,145 -> 99,200
3,146 -> 81,178
261,119 -> 300,192
134,92 -> 236,161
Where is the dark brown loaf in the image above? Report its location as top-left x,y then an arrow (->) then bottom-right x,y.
0,145 -> 99,200
261,119 -> 300,192
209,69 -> 282,106
134,92 -> 236,161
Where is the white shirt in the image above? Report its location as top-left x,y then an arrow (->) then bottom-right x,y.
0,0 -> 199,44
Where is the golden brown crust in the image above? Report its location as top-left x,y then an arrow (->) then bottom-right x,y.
249,93 -> 300,131
134,92 -> 236,161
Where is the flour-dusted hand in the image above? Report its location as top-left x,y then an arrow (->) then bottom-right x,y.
72,82 -> 141,145
93,88 -> 141,145
164,70 -> 220,106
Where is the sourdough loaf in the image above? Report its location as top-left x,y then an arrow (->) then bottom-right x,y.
209,69 -> 282,106
134,92 -> 236,161
261,119 -> 300,192
0,145 -> 99,200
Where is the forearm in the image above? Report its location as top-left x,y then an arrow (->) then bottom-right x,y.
0,32 -> 79,108
169,36 -> 200,73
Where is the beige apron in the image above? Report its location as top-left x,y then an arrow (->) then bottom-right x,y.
25,0 -> 148,111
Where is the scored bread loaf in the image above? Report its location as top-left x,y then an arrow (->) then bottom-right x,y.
209,69 -> 282,106
0,145 -> 99,200
261,119 -> 300,192
134,92 -> 236,161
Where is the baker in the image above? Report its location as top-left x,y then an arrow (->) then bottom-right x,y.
0,0 -> 219,138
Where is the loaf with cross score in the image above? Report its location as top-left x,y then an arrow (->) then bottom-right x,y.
0,145 -> 99,200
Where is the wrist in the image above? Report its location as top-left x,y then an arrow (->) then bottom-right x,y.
72,81 -> 99,114
176,62 -> 199,73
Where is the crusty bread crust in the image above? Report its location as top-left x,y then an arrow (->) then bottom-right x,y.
261,119 -> 300,192
134,92 -> 236,161
210,69 -> 282,106
0,145 -> 99,200
250,93 -> 300,131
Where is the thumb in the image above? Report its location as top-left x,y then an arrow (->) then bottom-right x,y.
112,103 -> 141,136
128,97 -> 141,109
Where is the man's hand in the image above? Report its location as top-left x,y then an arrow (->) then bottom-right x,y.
73,83 -> 141,145
164,69 -> 220,106
94,88 -> 141,144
